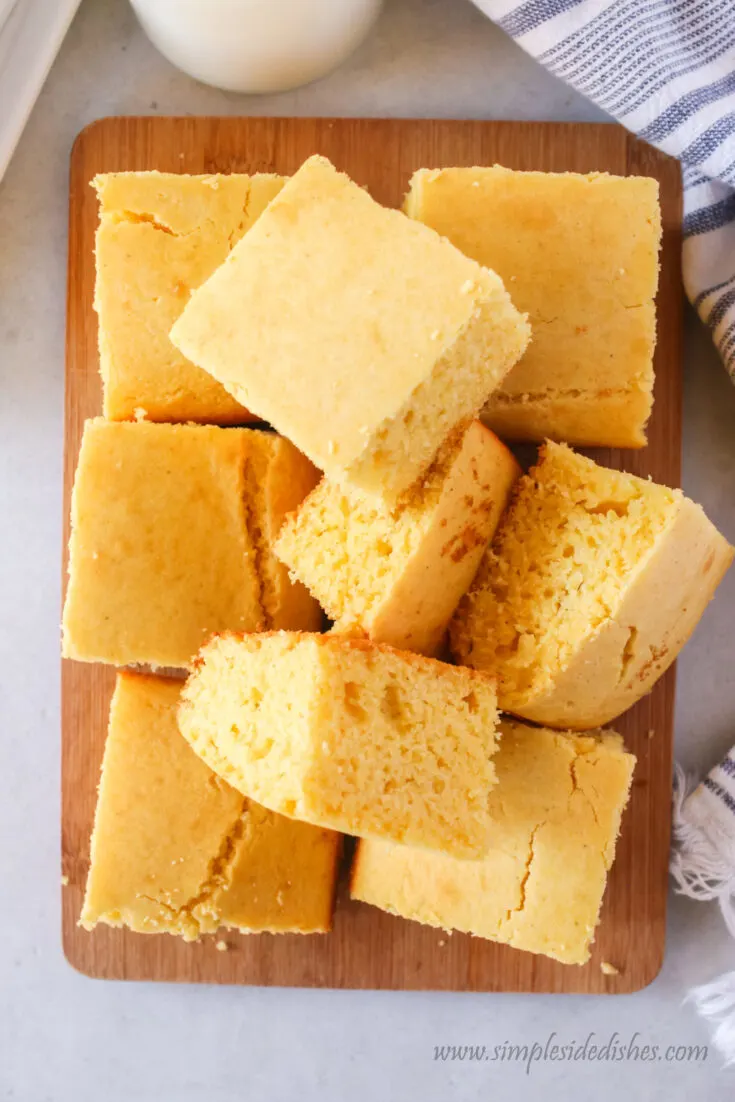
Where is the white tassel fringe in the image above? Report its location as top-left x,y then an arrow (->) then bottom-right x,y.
671,762 -> 735,1065
670,764 -> 735,937
686,973 -> 735,1068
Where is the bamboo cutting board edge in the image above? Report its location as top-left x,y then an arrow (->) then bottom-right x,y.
61,116 -> 683,993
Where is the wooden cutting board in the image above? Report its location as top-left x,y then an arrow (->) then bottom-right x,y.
62,116 -> 682,993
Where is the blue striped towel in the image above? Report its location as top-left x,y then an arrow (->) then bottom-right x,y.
671,756 -> 735,941
472,0 -> 735,379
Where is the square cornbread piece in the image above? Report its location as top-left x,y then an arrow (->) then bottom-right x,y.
351,721 -> 635,965
170,155 -> 530,503
451,441 -> 733,728
62,419 -> 320,669
179,632 -> 499,858
275,421 -> 520,656
80,672 -> 340,939
94,171 -> 285,422
405,166 -> 661,448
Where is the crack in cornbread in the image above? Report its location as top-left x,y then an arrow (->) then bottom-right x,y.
93,170 -> 286,422
350,721 -> 636,965
275,421 -> 520,655
170,155 -> 529,503
179,631 -> 499,858
451,441 -> 733,727
170,802 -> 252,936
503,819 -> 543,927
404,165 -> 660,448
80,672 -> 340,939
118,801 -> 250,939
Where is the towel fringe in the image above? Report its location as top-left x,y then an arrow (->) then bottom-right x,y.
671,764 -> 735,938
671,763 -> 735,1065
686,972 -> 735,1067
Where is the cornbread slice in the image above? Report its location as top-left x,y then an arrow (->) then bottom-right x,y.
170,155 -> 530,503
243,430 -> 324,631
451,441 -> 733,728
405,166 -> 661,447
80,672 -> 339,938
62,419 -> 320,669
179,632 -> 499,858
94,170 -> 285,422
275,422 -> 520,655
351,720 -> 635,965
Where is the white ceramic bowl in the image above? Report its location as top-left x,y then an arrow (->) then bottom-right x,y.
130,0 -> 384,94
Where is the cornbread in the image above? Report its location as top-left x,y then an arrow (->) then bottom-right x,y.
351,720 -> 635,965
243,429 -> 324,631
179,632 -> 499,858
451,441 -> 733,728
275,421 -> 520,655
81,672 -> 339,938
170,155 -> 530,502
62,419 -> 320,669
94,170 -> 285,422
405,166 -> 661,448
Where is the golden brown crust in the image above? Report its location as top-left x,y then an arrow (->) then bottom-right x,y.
82,671 -> 341,938
196,628 -> 498,689
348,839 -> 365,897
94,171 -> 286,423
406,166 -> 660,448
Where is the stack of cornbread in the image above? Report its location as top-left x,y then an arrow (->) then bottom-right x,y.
63,153 -> 733,967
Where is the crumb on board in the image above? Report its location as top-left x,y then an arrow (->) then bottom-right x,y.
600,961 -> 620,976
438,939 -> 446,947
647,729 -> 655,739
61,874 -> 69,887
216,940 -> 228,952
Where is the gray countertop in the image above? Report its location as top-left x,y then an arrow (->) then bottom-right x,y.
1,0 -> 733,1098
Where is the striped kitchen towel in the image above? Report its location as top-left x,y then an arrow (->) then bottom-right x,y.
471,0 -> 735,379
672,755 -> 735,939
671,756 -> 735,1064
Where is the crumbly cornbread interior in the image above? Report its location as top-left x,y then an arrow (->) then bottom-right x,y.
276,426 -> 468,625
452,441 -> 677,706
179,633 -> 498,857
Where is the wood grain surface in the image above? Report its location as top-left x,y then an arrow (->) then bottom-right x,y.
62,116 -> 682,992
